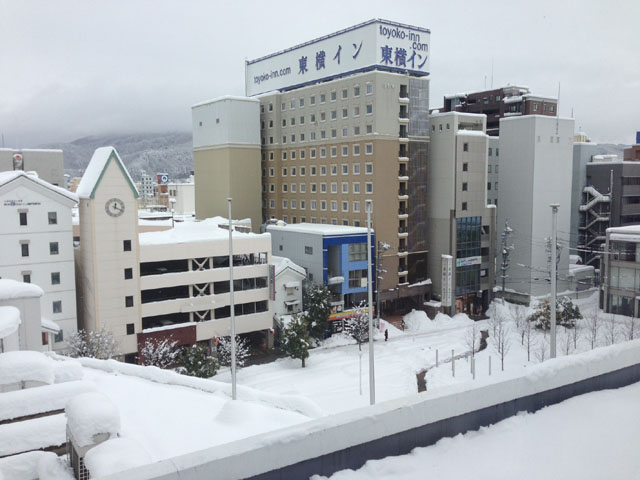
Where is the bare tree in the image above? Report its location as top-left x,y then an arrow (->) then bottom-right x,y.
513,305 -> 528,345
624,315 -> 639,341
523,316 -> 536,362
561,327 -> 573,356
491,312 -> 512,371
464,323 -> 480,358
603,313 -> 618,346
571,318 -> 581,350
535,335 -> 549,363
488,311 -> 500,339
584,309 -> 601,350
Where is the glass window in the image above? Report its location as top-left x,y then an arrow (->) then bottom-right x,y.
366,104 -> 373,115
349,269 -> 368,288
19,212 -> 27,226
354,86 -> 360,96
353,201 -> 360,212
353,164 -> 360,175
365,143 -> 373,155
353,182 -> 360,194
353,145 -> 360,156
320,93 -> 326,103
354,106 -> 360,116
366,83 -> 373,95
50,242 -> 59,255
342,182 -> 349,193
331,183 -> 337,193
48,212 -> 57,225
349,243 -> 367,261
310,95 -> 316,105
342,201 -> 349,212
342,164 -> 349,175
331,201 -> 337,211
53,300 -> 62,313
342,108 -> 348,119
342,146 -> 348,157
51,272 -> 60,285
365,163 -> 373,174
342,89 -> 348,99
366,125 -> 373,134
365,182 -> 373,193
331,147 -> 337,158
331,91 -> 337,101
21,243 -> 29,257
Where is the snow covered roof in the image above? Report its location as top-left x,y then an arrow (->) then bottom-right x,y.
0,279 -> 44,300
41,317 -> 61,333
139,217 -> 268,246
0,170 -> 78,204
272,256 -> 306,278
608,225 -> 640,243
76,147 -> 139,199
457,130 -> 487,137
0,351 -> 55,386
267,222 -> 370,237
85,438 -> 152,478
0,306 -> 20,338
65,392 -> 121,447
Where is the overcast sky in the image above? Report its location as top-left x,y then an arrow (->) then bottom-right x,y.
1,0 -> 638,146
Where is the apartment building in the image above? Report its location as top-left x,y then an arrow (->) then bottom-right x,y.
0,171 -> 78,350
487,137 -> 500,207
427,112 -> 496,315
437,86 -> 557,136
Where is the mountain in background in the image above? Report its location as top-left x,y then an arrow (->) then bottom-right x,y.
41,132 -> 193,182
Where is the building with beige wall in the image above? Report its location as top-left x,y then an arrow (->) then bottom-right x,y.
427,112 -> 496,315
192,97 -> 262,230
0,148 -> 65,187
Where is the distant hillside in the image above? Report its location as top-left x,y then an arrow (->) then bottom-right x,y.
42,132 -> 193,182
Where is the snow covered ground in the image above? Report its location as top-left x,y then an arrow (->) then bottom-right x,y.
313,381 -> 640,480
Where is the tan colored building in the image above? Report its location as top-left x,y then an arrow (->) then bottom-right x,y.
192,96 -> 262,230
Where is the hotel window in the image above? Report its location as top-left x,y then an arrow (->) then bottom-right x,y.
366,83 -> 373,95
342,108 -> 348,119
300,150 -> 305,160
299,98 -> 304,107
269,137 -> 273,144
331,164 -> 338,175
291,151 -> 296,160
282,119 -> 287,127
269,184 -> 275,192
281,102 -> 286,111
321,200 -> 327,211
311,200 -> 317,210
53,300 -> 62,313
533,103 -> 539,112
353,182 -> 360,194
51,272 -> 61,285
291,199 -> 297,209
300,200 -> 306,209
365,182 -> 373,194
282,184 -> 288,193
19,212 -> 27,226
321,111 -> 326,121
353,164 -> 360,175
462,182 -> 468,191
331,110 -> 337,120
290,99 -> 295,109
342,164 -> 349,175
320,148 -> 326,158
353,201 -> 361,213
268,103 -> 273,111
269,167 -> 274,177
353,144 -> 360,155
463,163 -> 468,172
366,124 -> 373,134
366,104 -> 373,115
291,184 -> 297,193
310,95 -> 316,105
354,106 -> 360,116
331,129 -> 337,138
300,116 -> 305,125
365,144 -> 373,155
300,183 -> 306,193
320,93 -> 326,103
331,182 -> 337,193
269,120 -> 273,128
321,130 -> 326,139
282,199 -> 288,209
300,166 -> 306,175
365,163 -> 373,174
331,147 -> 337,158
463,143 -> 469,152
462,202 -> 468,211
311,148 -> 316,159
321,165 -> 327,175
310,113 -> 316,123
321,183 -> 327,193
342,146 -> 348,157
291,134 -> 296,143
331,201 -> 337,211
311,166 -> 317,176
354,86 -> 360,96
342,89 -> 348,99
124,240 -> 132,251
282,136 -> 287,144
342,182 -> 349,194
49,242 -> 59,255
270,199 -> 275,208
311,183 -> 317,193
354,126 -> 360,136
282,167 -> 287,176
342,201 -> 349,212
342,127 -> 348,137
331,91 -> 337,101
291,117 -> 296,126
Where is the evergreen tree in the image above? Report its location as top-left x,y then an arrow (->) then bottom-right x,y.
179,344 -> 218,378
528,297 -> 582,330
216,335 -> 251,369
303,283 -> 332,342
282,314 -> 311,368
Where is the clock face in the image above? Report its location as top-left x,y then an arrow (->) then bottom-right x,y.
105,198 -> 125,217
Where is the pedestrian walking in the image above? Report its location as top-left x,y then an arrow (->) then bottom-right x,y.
384,328 -> 388,341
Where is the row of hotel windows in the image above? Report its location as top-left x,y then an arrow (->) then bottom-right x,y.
265,163 -> 373,177
263,126 -> 374,145
268,199 -> 366,213
260,83 -> 374,114
20,241 -> 62,256
266,182 -> 374,195
18,211 -> 59,226
264,144 -> 373,161
273,215 -> 362,227
263,103 -> 374,130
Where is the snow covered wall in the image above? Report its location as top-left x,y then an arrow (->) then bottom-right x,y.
99,340 -> 640,480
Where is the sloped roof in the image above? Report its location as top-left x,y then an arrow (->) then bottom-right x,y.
271,255 -> 306,278
0,171 -> 78,204
77,147 -> 139,199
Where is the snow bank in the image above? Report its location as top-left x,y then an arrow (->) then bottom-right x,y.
53,359 -> 83,383
0,380 -> 95,422
37,454 -> 74,480
0,279 -> 43,300
0,451 -> 57,480
403,310 -> 473,333
0,306 -> 20,338
75,357 -> 324,418
84,438 -> 152,478
0,351 -> 54,386
65,392 -> 120,448
0,414 -> 66,457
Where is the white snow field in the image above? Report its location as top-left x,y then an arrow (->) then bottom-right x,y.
313,381 -> 640,480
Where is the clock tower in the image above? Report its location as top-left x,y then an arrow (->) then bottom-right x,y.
75,147 -> 142,358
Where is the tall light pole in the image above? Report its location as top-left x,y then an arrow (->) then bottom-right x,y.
550,203 -> 559,359
366,200 -> 375,405
169,197 -> 176,228
228,198 -> 237,399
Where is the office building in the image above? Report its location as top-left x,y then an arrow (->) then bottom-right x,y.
0,148 -> 65,186
487,137 -> 500,207
623,132 -> 640,162
0,171 -> 78,350
602,225 -> 640,317
427,112 -> 496,315
437,86 -> 557,136
497,115 -> 575,300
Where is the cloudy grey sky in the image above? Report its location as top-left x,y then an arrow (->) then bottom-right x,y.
1,0 -> 638,146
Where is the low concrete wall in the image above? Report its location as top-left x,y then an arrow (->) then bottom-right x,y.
101,340 -> 640,480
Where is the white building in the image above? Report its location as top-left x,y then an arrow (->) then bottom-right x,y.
271,255 -> 305,319
0,171 -> 78,350
139,170 -> 155,199
166,177 -> 195,216
497,115 -> 575,299
0,148 -> 65,187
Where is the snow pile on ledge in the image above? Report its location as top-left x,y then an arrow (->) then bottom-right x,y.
0,414 -> 66,457
53,359 -> 83,383
0,351 -> 54,386
403,310 -> 473,332
84,438 -> 151,478
0,451 -> 58,480
0,306 -> 20,338
0,279 -> 44,300
139,216 -> 267,245
65,392 -> 120,447
76,356 -> 325,418
0,380 -> 95,422
37,453 -> 74,480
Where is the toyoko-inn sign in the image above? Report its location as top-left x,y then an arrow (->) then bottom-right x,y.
245,19 -> 430,96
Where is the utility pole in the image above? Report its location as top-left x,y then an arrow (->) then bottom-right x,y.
500,221 -> 513,303
550,204 -> 559,359
228,198 -> 237,399
366,200 -> 375,405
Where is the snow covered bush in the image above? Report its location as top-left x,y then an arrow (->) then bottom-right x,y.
178,344 -> 218,378
528,297 -> 581,331
67,328 -> 119,359
343,302 -> 369,350
140,337 -> 179,369
303,283 -> 331,342
282,313 -> 311,368
216,336 -> 251,369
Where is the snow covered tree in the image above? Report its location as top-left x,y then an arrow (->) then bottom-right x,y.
464,323 -> 480,358
603,313 -> 618,346
490,311 -> 511,371
513,305 -> 528,345
561,327 -> 573,356
528,297 -> 581,331
67,328 -> 119,360
558,296 -> 582,328
624,315 -> 638,341
303,283 -> 332,342
535,335 -> 549,363
523,313 -> 536,362
343,302 -> 369,351
140,337 -> 179,369
216,335 -> 251,369
282,313 -> 311,368
179,344 -> 218,378
584,309 -> 602,349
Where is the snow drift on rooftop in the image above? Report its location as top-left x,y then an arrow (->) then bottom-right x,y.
0,351 -> 54,386
0,279 -> 44,300
65,392 -> 120,447
84,437 -> 152,478
0,306 -> 20,339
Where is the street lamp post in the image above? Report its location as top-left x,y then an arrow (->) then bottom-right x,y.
366,200 -> 375,405
228,198 -> 237,399
169,197 -> 176,228
550,203 -> 559,359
